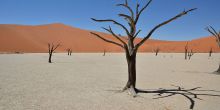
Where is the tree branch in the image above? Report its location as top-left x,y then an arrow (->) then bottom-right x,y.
135,8 -> 197,49
48,43 -> 51,53
136,3 -> 140,16
134,0 -> 153,24
118,13 -> 136,37
185,42 -> 188,49
206,26 -> 219,37
134,30 -> 141,38
91,18 -> 131,37
116,1 -> 134,19
206,26 -> 220,47
102,26 -> 127,46
52,44 -> 60,51
90,32 -> 124,48
209,26 -> 219,36
206,27 -> 217,37
118,14 -> 134,24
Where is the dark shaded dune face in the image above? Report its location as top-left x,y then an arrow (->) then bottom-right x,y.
0,24 -> 219,53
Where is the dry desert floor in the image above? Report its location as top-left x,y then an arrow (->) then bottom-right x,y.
0,53 -> 220,110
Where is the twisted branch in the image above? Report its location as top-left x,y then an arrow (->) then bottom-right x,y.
91,18 -> 131,37
135,8 -> 197,49
90,32 -> 124,48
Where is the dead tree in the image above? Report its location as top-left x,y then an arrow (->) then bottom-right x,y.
67,48 -> 70,55
103,49 -> 106,56
209,47 -> 212,57
48,43 -> 60,63
67,48 -> 72,56
188,49 -> 194,60
91,0 -> 196,96
185,42 -> 188,60
70,49 -> 72,56
154,47 -> 160,56
206,26 -> 220,73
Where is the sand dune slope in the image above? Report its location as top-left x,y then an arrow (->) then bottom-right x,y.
0,23 -> 219,53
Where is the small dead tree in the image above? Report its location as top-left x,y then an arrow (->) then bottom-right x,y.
209,47 -> 212,57
70,49 -> 72,56
188,49 -> 194,60
67,48 -> 70,55
67,48 -> 72,56
185,42 -> 188,60
103,49 -> 106,56
154,47 -> 160,56
91,0 -> 196,96
48,43 -> 60,63
206,26 -> 220,73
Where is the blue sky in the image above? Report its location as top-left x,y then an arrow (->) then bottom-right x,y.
0,0 -> 219,41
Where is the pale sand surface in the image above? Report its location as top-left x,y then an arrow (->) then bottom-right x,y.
0,53 -> 220,110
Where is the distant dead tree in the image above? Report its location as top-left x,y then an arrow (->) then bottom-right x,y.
103,49 -> 106,56
67,48 -> 72,56
154,47 -> 160,56
188,49 -> 194,60
91,0 -> 196,96
206,26 -> 220,73
48,43 -> 60,63
209,47 -> 213,57
185,42 -> 188,60
70,49 -> 72,56
67,48 -> 70,55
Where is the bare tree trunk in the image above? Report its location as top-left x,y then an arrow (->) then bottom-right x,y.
156,52 -> 158,56
103,49 -> 106,56
188,50 -> 194,60
185,49 -> 188,60
188,55 -> 191,60
209,48 -> 212,57
185,43 -> 188,60
125,56 -> 136,88
48,53 -> 52,63
154,47 -> 159,56
123,48 -> 137,95
188,52 -> 191,60
67,49 -> 70,56
217,64 -> 220,73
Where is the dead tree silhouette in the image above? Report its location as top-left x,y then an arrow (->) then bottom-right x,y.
185,42 -> 188,60
67,48 -> 70,55
48,43 -> 60,63
70,49 -> 72,56
209,47 -> 212,57
91,0 -> 196,96
188,49 -> 194,60
154,47 -> 160,56
136,85 -> 220,109
103,49 -> 106,56
206,26 -> 220,74
67,48 -> 72,56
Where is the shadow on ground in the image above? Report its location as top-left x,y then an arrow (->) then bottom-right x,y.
107,85 -> 220,109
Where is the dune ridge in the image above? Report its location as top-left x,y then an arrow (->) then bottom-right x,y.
0,23 -> 219,53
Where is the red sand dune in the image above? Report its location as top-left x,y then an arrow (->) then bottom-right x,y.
0,23 -> 219,53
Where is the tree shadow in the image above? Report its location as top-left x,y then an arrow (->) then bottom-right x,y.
136,85 -> 220,109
